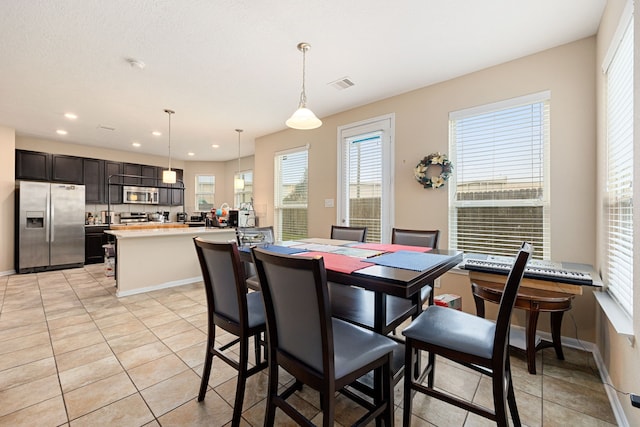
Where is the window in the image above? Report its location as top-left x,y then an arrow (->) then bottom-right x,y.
274,147 -> 308,241
603,7 -> 633,317
195,175 -> 215,211
234,170 -> 253,208
337,115 -> 394,243
449,92 -> 551,259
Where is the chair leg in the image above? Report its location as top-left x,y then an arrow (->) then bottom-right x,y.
232,336 -> 249,427
198,327 -> 216,401
253,333 -> 261,365
383,356 -> 393,427
403,339 -> 414,427
506,359 -> 521,426
492,359 -> 510,427
427,351 -> 435,388
264,361 -> 278,427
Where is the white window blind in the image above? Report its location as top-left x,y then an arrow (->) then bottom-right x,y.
234,170 -> 253,208
604,9 -> 633,317
341,132 -> 383,242
449,92 -> 551,259
194,175 -> 215,212
274,147 -> 308,241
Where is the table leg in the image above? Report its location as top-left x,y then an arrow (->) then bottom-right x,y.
550,311 -> 565,360
525,309 -> 541,374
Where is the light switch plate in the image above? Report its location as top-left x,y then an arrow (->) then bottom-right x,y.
324,198 -> 334,208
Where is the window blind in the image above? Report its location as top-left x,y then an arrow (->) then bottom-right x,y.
449,92 -> 551,259
604,11 -> 633,316
274,148 -> 308,241
342,132 -> 383,242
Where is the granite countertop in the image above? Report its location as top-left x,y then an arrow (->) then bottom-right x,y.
104,227 -> 235,239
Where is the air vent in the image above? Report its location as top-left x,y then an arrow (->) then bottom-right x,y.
329,77 -> 355,90
97,125 -> 115,131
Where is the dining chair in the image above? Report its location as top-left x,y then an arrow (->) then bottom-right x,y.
330,225 -> 368,242
402,242 -> 532,427
391,228 -> 440,306
236,226 -> 274,290
251,247 -> 398,427
193,237 -> 268,427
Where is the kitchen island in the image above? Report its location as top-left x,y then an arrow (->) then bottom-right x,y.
105,227 -> 236,296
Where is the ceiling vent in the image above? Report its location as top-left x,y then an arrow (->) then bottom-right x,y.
329,77 -> 355,90
97,125 -> 115,131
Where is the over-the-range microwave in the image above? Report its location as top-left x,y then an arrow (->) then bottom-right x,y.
123,186 -> 159,204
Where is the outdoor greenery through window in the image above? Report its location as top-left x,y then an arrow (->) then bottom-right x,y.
274,147 -> 308,241
603,7 -> 633,317
195,175 -> 215,212
449,92 -> 551,259
234,170 -> 253,208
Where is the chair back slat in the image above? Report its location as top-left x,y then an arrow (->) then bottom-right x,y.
330,225 -> 367,242
391,228 -> 440,249
252,248 -> 333,375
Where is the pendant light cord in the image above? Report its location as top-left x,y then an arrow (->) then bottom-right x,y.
164,109 -> 175,171
298,43 -> 309,108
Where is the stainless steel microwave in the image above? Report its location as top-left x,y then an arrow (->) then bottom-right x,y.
123,186 -> 159,204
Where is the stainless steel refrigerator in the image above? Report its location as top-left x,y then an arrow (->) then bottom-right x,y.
16,181 -> 85,273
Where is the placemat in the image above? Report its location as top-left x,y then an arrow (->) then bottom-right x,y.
365,251 -> 450,271
296,251 -> 374,274
352,243 -> 432,253
239,245 -> 306,255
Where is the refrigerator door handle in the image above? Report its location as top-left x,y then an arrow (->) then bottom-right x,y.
48,190 -> 54,243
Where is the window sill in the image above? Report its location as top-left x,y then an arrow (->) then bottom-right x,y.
593,290 -> 634,343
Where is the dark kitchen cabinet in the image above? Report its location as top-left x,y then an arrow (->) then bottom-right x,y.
85,226 -> 109,264
141,165 -> 159,187
171,168 -> 184,206
15,150 -> 50,181
157,167 -> 170,205
123,163 -> 141,185
105,161 -> 123,204
51,155 -> 84,184
83,158 -> 104,203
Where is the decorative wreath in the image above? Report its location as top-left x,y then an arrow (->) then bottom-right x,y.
414,153 -> 453,189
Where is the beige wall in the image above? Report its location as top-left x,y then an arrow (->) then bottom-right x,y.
595,0 -> 640,425
255,37 -> 598,340
0,126 -> 16,275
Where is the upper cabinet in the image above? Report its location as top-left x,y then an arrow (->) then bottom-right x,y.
16,150 -> 83,184
15,150 -> 50,181
123,163 -> 142,185
83,158 -> 104,203
105,161 -> 123,204
171,169 -> 184,206
141,165 -> 159,187
51,155 -> 83,184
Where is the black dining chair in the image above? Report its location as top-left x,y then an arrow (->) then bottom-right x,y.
251,247 -> 398,427
193,238 -> 268,427
391,228 -> 440,306
330,225 -> 368,242
402,242 -> 532,427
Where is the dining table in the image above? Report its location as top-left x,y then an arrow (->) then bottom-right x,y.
238,237 -> 463,383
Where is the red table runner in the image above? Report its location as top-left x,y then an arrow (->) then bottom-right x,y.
296,251 -> 374,274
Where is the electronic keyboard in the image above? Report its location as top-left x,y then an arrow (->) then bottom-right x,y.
461,257 -> 594,286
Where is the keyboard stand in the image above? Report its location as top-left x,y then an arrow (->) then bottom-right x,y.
470,272 -> 575,375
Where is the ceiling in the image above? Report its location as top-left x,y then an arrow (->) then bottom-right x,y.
0,0 -> 606,162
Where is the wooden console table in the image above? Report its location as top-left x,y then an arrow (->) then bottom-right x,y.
469,271 -> 578,374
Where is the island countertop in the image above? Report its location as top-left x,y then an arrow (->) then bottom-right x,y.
106,227 -> 237,296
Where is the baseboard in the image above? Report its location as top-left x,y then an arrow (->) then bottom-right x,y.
0,269 -> 16,277
115,275 -> 203,297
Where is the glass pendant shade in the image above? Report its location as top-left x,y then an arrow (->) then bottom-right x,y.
234,177 -> 245,190
163,169 -> 176,184
286,107 -> 322,130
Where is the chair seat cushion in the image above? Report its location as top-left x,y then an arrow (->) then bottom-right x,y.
332,318 -> 399,381
246,291 -> 266,328
246,274 -> 260,290
402,305 -> 495,359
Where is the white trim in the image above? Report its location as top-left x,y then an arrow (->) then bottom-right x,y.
594,290 -> 635,341
602,0 -> 634,73
274,144 -> 310,157
0,269 -> 16,277
449,90 -> 551,120
592,343 -> 631,427
116,276 -> 202,297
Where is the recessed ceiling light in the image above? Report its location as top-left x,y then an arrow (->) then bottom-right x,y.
132,142 -> 141,147
187,152 -> 195,156
152,131 -> 162,136
64,112 -> 78,119
211,144 -> 219,148
56,129 -> 68,135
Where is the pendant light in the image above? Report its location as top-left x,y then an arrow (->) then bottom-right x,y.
162,108 -> 176,184
234,129 -> 245,190
286,42 -> 322,130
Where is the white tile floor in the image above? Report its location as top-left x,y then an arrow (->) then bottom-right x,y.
0,264 -> 617,426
